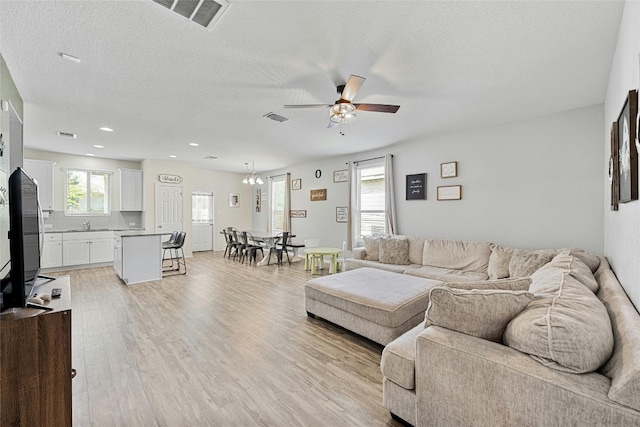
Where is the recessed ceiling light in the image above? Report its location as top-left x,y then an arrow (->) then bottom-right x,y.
189,143 -> 199,147
99,127 -> 113,132
169,155 -> 177,158
86,153 -> 95,157
60,52 -> 81,63
93,145 -> 104,149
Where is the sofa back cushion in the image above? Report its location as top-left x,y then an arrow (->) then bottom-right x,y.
508,251 -> 552,278
363,236 -> 383,261
407,236 -> 426,265
487,245 -> 514,279
379,237 -> 410,265
422,239 -> 492,272
504,252 -> 614,374
596,257 -> 640,412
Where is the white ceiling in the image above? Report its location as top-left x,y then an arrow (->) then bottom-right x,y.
0,1 -> 624,174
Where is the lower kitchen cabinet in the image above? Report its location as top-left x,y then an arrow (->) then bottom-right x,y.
62,231 -> 114,267
42,233 -> 63,268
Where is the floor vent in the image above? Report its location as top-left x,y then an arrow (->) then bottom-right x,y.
151,0 -> 229,31
263,112 -> 290,123
57,131 -> 77,139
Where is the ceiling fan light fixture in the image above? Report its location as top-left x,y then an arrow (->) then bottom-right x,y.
330,101 -> 357,124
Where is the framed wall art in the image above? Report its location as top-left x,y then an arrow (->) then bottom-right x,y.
617,89 -> 638,203
336,207 -> 348,222
255,189 -> 261,212
440,161 -> 458,178
333,170 -> 348,183
292,178 -> 301,190
229,193 -> 239,208
437,185 -> 462,201
406,173 -> 426,200
610,121 -> 619,211
290,210 -> 306,218
310,189 -> 327,201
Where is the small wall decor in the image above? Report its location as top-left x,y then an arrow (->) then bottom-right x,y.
406,173 -> 426,200
229,193 -> 239,208
310,188 -> 327,201
290,210 -> 307,218
617,89 -> 638,203
437,185 -> 462,201
255,189 -> 261,212
336,207 -> 348,223
610,121 -> 619,211
333,170 -> 348,183
440,161 -> 458,178
292,178 -> 301,190
315,169 -> 322,179
158,173 -> 183,184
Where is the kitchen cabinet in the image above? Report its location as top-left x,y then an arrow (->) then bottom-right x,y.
62,231 -> 114,266
23,159 -> 55,210
114,231 -> 162,284
119,169 -> 143,211
41,233 -> 63,268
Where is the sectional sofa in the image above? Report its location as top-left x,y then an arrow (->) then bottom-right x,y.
335,236 -> 640,426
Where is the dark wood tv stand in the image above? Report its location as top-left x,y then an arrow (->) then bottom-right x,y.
1,275 -> 72,426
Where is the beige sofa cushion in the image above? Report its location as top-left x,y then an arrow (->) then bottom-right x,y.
487,245 -> 514,279
444,277 -> 532,291
422,239 -> 492,273
508,250 -> 551,278
404,266 -> 488,282
344,258 -> 421,274
381,324 -> 423,390
379,237 -> 410,265
531,252 -> 598,294
363,236 -> 382,261
407,236 -> 426,265
424,287 -> 534,343
504,253 -> 614,373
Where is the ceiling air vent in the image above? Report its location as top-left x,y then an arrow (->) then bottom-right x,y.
263,112 -> 290,123
56,131 -> 77,139
152,0 -> 230,31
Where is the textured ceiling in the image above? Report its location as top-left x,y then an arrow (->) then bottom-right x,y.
0,1 -> 624,174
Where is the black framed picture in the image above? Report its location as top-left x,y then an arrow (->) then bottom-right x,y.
618,89 -> 638,203
406,173 -> 426,200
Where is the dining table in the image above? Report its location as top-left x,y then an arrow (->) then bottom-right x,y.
241,230 -> 300,266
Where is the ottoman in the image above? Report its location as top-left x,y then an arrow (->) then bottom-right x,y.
305,267 -> 442,345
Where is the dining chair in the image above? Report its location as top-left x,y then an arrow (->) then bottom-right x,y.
222,229 -> 238,258
242,231 -> 264,265
267,232 -> 291,266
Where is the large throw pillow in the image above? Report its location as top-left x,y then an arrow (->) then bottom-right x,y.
363,236 -> 382,261
504,256 -> 614,374
379,237 -> 410,265
487,245 -> 515,279
424,287 -> 534,343
444,277 -> 532,291
508,250 -> 551,278
531,251 -> 598,294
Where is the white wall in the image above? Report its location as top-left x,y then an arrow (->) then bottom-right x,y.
258,105 -> 604,254
604,1 -> 640,308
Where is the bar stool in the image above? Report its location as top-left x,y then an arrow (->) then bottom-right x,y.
163,231 -> 187,275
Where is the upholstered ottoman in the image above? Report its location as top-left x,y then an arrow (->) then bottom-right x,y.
305,267 -> 442,345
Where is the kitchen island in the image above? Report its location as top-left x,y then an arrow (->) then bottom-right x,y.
114,230 -> 166,284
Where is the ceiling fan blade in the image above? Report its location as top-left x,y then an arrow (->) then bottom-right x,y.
284,104 -> 332,109
327,121 -> 338,129
354,103 -> 400,113
340,75 -> 366,102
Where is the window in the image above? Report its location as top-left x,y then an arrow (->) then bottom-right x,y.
270,176 -> 286,232
192,192 -> 213,223
66,169 -> 110,215
353,159 -> 386,245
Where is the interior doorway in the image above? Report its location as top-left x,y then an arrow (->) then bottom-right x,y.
192,191 -> 214,252
155,184 -> 183,235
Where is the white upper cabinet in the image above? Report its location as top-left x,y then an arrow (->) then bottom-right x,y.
23,159 -> 55,211
119,168 -> 143,211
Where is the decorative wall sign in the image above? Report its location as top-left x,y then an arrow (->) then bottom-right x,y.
255,189 -> 261,212
158,173 -> 183,184
315,169 -> 322,179
437,185 -> 462,201
617,89 -> 638,203
292,178 -> 301,190
333,170 -> 348,183
406,173 -> 426,200
440,162 -> 458,178
229,193 -> 239,208
336,207 -> 348,223
290,210 -> 307,218
310,188 -> 327,201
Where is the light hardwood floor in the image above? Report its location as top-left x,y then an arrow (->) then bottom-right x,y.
53,251 -> 403,426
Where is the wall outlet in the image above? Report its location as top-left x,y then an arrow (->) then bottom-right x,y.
129,222 -> 136,226
44,224 -> 53,229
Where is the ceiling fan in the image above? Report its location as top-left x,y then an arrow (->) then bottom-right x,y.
284,75 -> 400,128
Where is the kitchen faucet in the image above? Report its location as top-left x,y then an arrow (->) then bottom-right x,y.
82,219 -> 91,230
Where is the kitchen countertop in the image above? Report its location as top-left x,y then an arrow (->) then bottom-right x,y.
114,230 -> 167,237
46,228 -> 145,233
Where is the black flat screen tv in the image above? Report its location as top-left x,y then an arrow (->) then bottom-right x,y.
1,167 -> 42,310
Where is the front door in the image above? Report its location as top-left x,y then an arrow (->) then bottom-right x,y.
155,185 -> 183,234
192,191 -> 214,252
